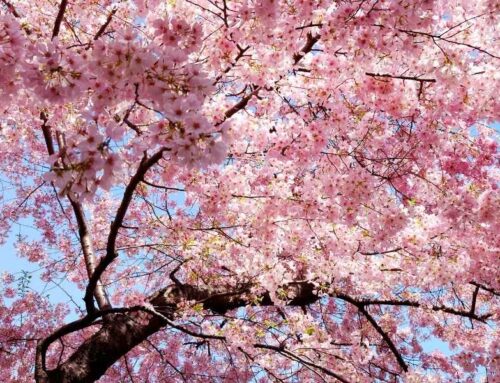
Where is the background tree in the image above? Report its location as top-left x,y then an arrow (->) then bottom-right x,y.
0,0 -> 498,382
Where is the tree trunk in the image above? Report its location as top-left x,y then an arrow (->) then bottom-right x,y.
37,282 -> 318,382
45,313 -> 163,383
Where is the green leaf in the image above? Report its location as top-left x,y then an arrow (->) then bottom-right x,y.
304,326 -> 315,336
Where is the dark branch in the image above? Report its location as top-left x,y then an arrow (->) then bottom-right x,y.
366,72 -> 436,82
213,44 -> 251,85
40,112 -> 55,156
16,182 -> 46,209
216,88 -> 260,125
396,28 -> 499,60
470,281 -> 500,297
37,279 -> 493,382
35,306 -> 149,382
52,0 -> 68,39
40,112 -> 110,311
141,179 -> 185,192
470,285 -> 480,316
337,295 -> 408,372
254,344 -> 349,382
293,33 -> 321,65
353,297 -> 492,322
217,32 -> 321,125
84,149 -> 166,314
93,8 -> 117,41
1,0 -> 20,17
295,22 -> 323,30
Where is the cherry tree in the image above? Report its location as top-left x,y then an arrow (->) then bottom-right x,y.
0,0 -> 498,382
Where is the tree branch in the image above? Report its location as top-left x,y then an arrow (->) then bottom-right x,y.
293,32 -> 321,65
40,112 -> 55,156
216,87 -> 261,125
37,278 -> 494,382
1,0 -> 20,17
52,0 -> 68,39
93,8 -> 116,41
83,149 -> 167,314
254,344 -> 349,382
68,198 -> 111,311
396,28 -> 499,60
470,281 -> 500,297
337,295 -> 408,372
35,306 -> 161,383
40,113 -> 110,311
350,297 -> 492,323
213,44 -> 251,85
365,72 -> 436,82
216,32 -> 321,125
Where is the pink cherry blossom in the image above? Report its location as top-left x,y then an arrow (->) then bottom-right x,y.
0,1 -> 498,382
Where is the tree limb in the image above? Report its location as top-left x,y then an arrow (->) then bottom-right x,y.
52,0 -> 68,39
365,72 -> 436,83
36,279 -> 493,382
40,113 -> 110,311
337,294 -> 408,372
1,0 -> 20,17
83,149 -> 167,314
93,8 -> 116,41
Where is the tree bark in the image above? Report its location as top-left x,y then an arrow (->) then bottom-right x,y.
45,314 -> 163,383
37,282 -> 318,382
37,281 -> 489,382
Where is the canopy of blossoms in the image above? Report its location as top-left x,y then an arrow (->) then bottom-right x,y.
0,0 -> 498,382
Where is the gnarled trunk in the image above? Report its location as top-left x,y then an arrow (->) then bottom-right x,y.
45,314 -> 163,383
36,282 -> 318,382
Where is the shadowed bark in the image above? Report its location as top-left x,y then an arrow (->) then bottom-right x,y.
44,314 -> 163,383
36,282 -> 318,382
35,281 -> 490,382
